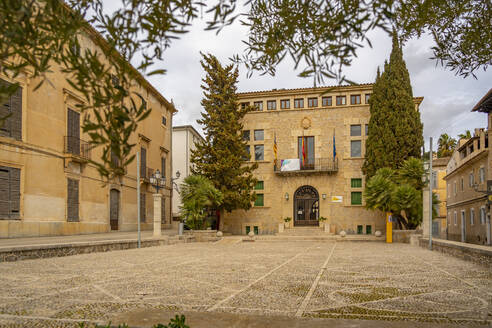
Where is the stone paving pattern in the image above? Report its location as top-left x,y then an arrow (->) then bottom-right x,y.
0,240 -> 490,327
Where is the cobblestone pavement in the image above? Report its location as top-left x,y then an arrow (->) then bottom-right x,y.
0,240 -> 490,327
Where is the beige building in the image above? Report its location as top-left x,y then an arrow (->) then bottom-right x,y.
171,125 -> 205,220
432,156 -> 449,239
0,23 -> 176,238
222,84 -> 423,235
445,129 -> 490,245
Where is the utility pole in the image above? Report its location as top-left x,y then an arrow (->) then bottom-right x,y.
137,151 -> 141,248
429,137 -> 433,250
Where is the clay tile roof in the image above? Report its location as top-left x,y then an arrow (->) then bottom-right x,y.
237,83 -> 374,95
472,88 -> 492,113
432,157 -> 450,167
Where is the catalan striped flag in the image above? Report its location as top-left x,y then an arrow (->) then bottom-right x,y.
273,132 -> 278,163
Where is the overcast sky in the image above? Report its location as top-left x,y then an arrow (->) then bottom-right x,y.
125,6 -> 491,148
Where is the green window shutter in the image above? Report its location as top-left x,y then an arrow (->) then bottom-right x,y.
254,194 -> 264,206
255,181 -> 264,190
254,226 -> 259,235
245,226 -> 251,234
351,191 -> 362,205
366,225 -> 372,234
357,225 -> 363,234
351,178 -> 362,188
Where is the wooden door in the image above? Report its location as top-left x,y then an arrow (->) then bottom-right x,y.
110,189 -> 119,230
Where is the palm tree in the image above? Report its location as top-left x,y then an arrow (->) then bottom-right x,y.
437,133 -> 457,158
458,130 -> 472,140
180,175 -> 223,230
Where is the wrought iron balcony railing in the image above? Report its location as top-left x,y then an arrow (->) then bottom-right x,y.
64,136 -> 91,160
274,158 -> 338,174
140,167 -> 154,181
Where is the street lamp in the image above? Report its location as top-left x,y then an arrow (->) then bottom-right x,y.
172,170 -> 181,193
149,169 -> 166,193
149,169 -> 165,237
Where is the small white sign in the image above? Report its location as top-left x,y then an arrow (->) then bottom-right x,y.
331,196 -> 343,203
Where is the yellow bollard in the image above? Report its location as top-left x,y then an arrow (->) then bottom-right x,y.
386,212 -> 392,243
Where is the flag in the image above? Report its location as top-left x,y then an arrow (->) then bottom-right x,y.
301,137 -> 306,166
273,132 -> 278,162
333,129 -> 336,159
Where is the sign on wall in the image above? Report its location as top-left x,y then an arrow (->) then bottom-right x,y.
331,196 -> 343,203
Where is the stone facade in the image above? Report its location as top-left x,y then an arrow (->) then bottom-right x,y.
432,156 -> 450,239
0,23 -> 175,237
444,129 -> 491,245
222,85 -> 423,235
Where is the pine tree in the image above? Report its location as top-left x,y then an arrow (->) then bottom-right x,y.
362,33 -> 423,178
191,54 -> 258,220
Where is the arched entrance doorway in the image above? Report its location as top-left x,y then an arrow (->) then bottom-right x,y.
294,185 -> 319,226
109,189 -> 120,230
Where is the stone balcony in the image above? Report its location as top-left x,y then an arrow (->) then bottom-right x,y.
274,158 -> 338,175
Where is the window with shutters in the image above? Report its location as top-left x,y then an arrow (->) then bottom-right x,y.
67,178 -> 79,222
140,147 -> 147,178
351,191 -> 362,205
0,166 -> 20,219
0,79 -> 22,141
322,96 -> 332,106
351,178 -> 362,188
66,109 -> 80,155
140,192 -> 146,222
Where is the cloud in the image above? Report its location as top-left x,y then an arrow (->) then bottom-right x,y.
129,8 -> 491,145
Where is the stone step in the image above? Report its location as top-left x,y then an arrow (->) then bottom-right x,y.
280,227 -> 332,236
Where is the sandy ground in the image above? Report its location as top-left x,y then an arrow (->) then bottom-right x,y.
0,240 -> 490,327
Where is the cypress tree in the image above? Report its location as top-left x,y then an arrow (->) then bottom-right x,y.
362,33 -> 423,178
191,54 -> 258,219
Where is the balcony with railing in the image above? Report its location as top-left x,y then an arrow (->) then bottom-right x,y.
140,167 -> 154,183
64,136 -> 91,162
274,158 -> 338,175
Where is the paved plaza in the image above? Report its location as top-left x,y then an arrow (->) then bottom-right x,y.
0,239 -> 490,327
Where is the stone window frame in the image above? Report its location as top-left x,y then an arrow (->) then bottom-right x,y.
480,206 -> 486,225
454,211 -> 457,225
460,177 -> 464,191
350,94 -> 361,105
461,210 -> 465,226
240,102 -> 250,110
254,193 -> 264,207
470,208 -> 475,225
365,94 -> 371,104
350,124 -> 361,137
336,95 -> 346,106
307,97 -> 318,108
479,166 -> 485,184
254,129 -> 264,141
254,144 -> 264,161
267,100 -> 277,110
321,96 -> 332,107
454,181 -> 457,195
280,99 -> 290,109
469,172 -> 474,187
253,101 -> 263,111
242,130 -> 250,141
350,140 -> 362,158
294,98 -> 304,109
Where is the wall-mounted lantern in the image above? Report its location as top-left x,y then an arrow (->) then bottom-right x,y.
285,192 -> 289,201
322,193 -> 327,200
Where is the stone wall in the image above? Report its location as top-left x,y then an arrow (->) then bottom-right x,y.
0,235 -> 195,262
185,230 -> 219,242
392,230 -> 418,243
419,237 -> 492,267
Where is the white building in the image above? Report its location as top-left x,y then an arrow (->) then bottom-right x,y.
171,125 -> 205,221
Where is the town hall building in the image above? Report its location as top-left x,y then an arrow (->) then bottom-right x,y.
222,84 -> 423,235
